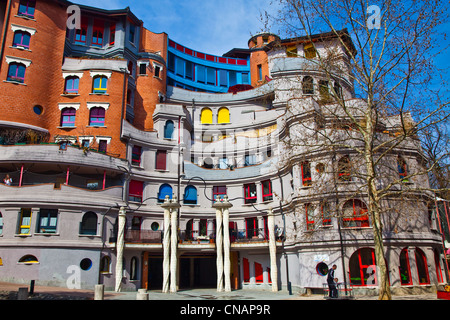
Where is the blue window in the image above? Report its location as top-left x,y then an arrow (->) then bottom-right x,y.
13,31 -> 31,48
61,107 -> 76,127
7,63 -> 26,83
93,76 -> 107,94
80,212 -> 97,235
164,120 -> 174,139
197,65 -> 206,83
176,58 -> 185,77
129,24 -> 136,43
158,184 -> 173,202
242,73 -> 249,84
64,76 -> 79,94
229,71 -> 237,87
184,185 -> 197,205
37,209 -> 58,234
207,67 -> 215,85
18,0 -> 35,18
219,70 -> 227,87
89,107 -> 105,126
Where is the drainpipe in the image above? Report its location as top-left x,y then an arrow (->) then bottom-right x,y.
0,0 -> 12,72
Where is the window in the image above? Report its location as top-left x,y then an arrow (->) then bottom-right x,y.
129,180 -> 144,202
18,0 -> 35,18
434,249 -> 444,284
12,31 -> 31,48
18,208 -> 32,235
399,248 -> 412,285
286,45 -> 297,57
155,150 -> 167,170
333,82 -> 342,99
60,107 -> 76,127
321,202 -> 332,226
244,154 -> 256,167
91,20 -> 104,47
304,42 -> 317,58
415,248 -> 430,285
349,248 -> 377,286
319,80 -> 330,101
257,64 -> 262,81
80,258 -> 92,270
305,203 -> 315,231
7,62 -> 26,83
132,145 -> 142,166
89,107 -> 105,126
37,209 -> 58,234
109,24 -> 116,46
262,180 -> 273,202
338,155 -> 351,181
302,76 -> 314,95
244,183 -> 257,204
164,120 -> 174,139
184,185 -> 197,205
218,70 -> 227,87
100,256 -> 111,273
397,156 -> 408,181
98,140 -> 107,153
129,24 -> 136,43
219,157 -> 228,169
197,65 -> 206,83
130,257 -> 138,280
158,184 -> 173,202
139,63 -> 147,75
245,217 -> 258,239
212,186 -> 226,202
154,65 -> 161,78
80,212 -> 97,235
301,161 -> 312,186
217,107 -> 230,124
342,199 -> 370,228
75,18 -> 88,45
92,76 -> 108,94
64,76 -> 79,94
0,212 -> 3,236
19,255 -> 39,264
206,67 -> 215,85
200,108 -> 213,124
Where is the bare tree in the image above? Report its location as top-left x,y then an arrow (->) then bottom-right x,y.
264,0 -> 450,299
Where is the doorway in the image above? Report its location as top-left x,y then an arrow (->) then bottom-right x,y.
179,254 -> 217,289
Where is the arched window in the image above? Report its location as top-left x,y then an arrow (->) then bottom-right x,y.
158,184 -> 173,203
338,155 -> 351,181
302,76 -> 314,95
217,107 -> 230,124
415,248 -> 430,285
184,185 -> 197,205
305,203 -> 315,231
130,256 -> 138,280
18,255 -> 39,264
349,248 -> 377,286
164,120 -> 174,139
399,248 -> 412,285
100,256 -> 111,273
80,212 -> 97,235
64,76 -> 80,94
201,108 -> 213,124
321,202 -> 332,227
92,76 -> 108,94
342,199 -> 370,228
434,248 -> 444,284
397,156 -> 408,181
12,31 -> 31,48
7,62 -> 26,83
61,107 -> 76,127
89,107 -> 106,126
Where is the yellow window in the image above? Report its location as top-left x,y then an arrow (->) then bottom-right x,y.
19,208 -> 32,235
304,42 -> 317,59
201,108 -> 213,124
217,107 -> 230,124
286,45 -> 297,57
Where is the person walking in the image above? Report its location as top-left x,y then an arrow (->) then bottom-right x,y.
327,264 -> 338,298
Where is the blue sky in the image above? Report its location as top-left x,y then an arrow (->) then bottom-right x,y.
73,0 -> 275,56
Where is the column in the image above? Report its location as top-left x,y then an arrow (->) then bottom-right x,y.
115,206 -> 127,292
223,199 -> 232,292
268,209 -> 278,291
161,196 -> 171,293
215,201 -> 224,292
170,197 -> 180,293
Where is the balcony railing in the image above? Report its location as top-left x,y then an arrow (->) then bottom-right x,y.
110,229 -> 163,244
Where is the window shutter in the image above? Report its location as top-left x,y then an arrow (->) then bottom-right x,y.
155,150 -> 167,170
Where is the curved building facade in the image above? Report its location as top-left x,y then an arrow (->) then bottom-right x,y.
0,0 -> 447,296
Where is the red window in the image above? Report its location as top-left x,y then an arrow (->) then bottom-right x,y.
399,248 -> 412,285
129,180 -> 143,202
434,249 -> 443,283
255,262 -> 263,283
349,248 -> 378,286
301,161 -> 312,186
92,19 -> 104,47
132,145 -> 142,166
415,248 -> 430,285
109,23 -> 116,46
342,199 -> 370,228
212,186 -> 226,202
243,258 -> 250,282
244,183 -> 257,204
261,180 -> 273,202
75,17 -> 88,44
338,156 -> 351,181
321,202 -> 332,226
245,217 -> 258,239
155,150 -> 167,170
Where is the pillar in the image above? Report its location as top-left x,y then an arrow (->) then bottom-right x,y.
215,201 -> 224,292
223,203 -> 232,292
268,209 -> 278,291
115,206 -> 127,292
170,197 -> 180,293
161,196 -> 171,293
